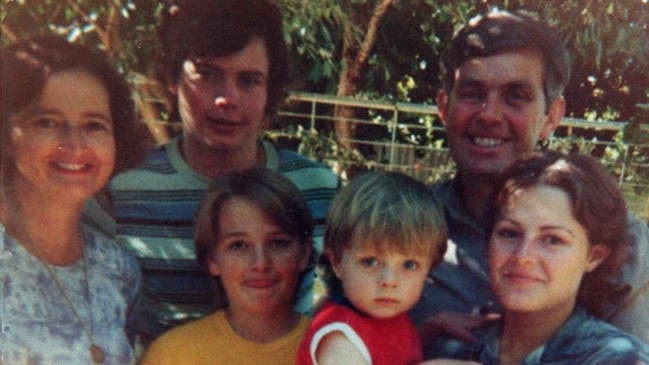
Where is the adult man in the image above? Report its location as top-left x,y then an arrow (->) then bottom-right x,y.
410,10 -> 649,344
103,0 -> 339,347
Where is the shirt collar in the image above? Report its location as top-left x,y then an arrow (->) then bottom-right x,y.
432,177 -> 486,235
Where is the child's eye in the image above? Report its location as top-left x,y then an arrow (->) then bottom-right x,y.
403,260 -> 420,271
360,257 -> 379,268
226,240 -> 248,252
269,238 -> 294,250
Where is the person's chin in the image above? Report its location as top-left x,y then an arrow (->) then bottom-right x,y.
463,152 -> 517,176
199,136 -> 244,152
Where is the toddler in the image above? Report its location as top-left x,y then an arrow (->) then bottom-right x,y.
297,171 -> 447,365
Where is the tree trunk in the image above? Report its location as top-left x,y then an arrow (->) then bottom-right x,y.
96,0 -> 170,144
334,0 -> 394,150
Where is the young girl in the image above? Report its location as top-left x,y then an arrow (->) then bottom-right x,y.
297,171 -> 448,365
138,167 -> 313,365
431,151 -> 649,364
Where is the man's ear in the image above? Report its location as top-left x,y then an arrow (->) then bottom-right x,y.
585,243 -> 611,273
539,95 -> 565,140
436,90 -> 449,128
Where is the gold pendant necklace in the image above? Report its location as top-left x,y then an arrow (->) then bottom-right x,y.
42,245 -> 105,364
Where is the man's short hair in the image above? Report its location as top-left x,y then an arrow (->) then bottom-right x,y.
157,0 -> 289,119
440,10 -> 571,109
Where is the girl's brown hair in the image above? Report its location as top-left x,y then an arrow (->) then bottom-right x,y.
193,167 -> 313,308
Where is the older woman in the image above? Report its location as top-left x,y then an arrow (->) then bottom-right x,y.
1,35 -> 144,364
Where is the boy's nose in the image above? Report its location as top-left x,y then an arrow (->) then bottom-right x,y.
379,266 -> 398,288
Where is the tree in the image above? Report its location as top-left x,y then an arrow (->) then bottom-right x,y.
335,0 -> 393,147
3,0 -> 648,143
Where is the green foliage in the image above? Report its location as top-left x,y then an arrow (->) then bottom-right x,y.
2,0 -> 648,216
278,0 -> 649,124
1,0 -> 162,75
4,0 -> 647,121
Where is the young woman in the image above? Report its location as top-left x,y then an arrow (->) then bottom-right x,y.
430,151 -> 649,364
0,35 -> 144,364
138,168 -> 313,365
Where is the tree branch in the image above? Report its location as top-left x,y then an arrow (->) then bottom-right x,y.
0,23 -> 19,43
357,0 -> 394,66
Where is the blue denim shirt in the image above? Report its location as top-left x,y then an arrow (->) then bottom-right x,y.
430,307 -> 649,365
409,178 -> 649,343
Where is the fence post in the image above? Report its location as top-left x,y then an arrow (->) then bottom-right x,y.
389,107 -> 399,169
310,94 -> 317,131
619,142 -> 629,186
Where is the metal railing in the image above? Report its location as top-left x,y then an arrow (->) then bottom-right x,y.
132,83 -> 649,222
274,92 -> 649,222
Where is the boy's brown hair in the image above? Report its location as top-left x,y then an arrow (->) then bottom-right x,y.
323,171 -> 447,295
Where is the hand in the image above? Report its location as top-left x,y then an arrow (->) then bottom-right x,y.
419,311 -> 500,344
419,359 -> 482,365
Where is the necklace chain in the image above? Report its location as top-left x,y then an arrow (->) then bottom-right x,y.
6,203 -> 105,364
42,246 -> 105,364
42,246 -> 93,341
